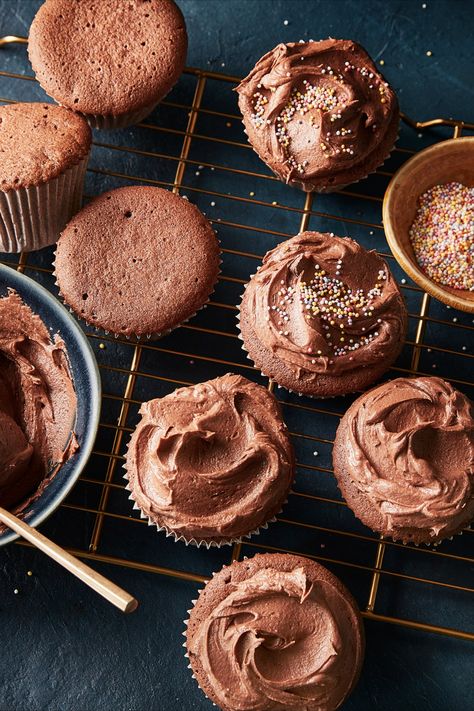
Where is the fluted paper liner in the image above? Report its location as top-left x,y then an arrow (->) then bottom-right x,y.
0,156 -> 88,253
122,414 -> 290,548
77,100 -> 158,131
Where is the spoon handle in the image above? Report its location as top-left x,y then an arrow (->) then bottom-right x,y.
0,506 -> 138,613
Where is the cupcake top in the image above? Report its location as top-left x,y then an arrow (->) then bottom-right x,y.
0,289 -> 77,514
335,376 -> 474,542
236,39 -> 399,190
0,102 -> 91,191
241,231 -> 406,382
125,374 -> 294,544
28,0 -> 187,117
186,552 -> 364,711
54,186 -> 220,338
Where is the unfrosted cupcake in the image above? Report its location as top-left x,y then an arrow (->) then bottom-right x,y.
28,0 -> 187,129
238,231 -> 407,398
0,102 -> 91,252
185,552 -> 365,711
236,39 -> 399,192
124,375 -> 295,546
333,376 -> 474,545
54,186 -> 220,339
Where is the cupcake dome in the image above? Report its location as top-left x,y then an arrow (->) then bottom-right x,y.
124,375 -> 295,545
236,39 -> 399,192
238,231 -> 407,398
54,186 -> 220,339
333,376 -> 474,544
186,552 -> 364,711
0,102 -> 91,252
28,0 -> 187,129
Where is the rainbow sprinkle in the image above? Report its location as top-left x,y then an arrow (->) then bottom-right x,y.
409,182 -> 474,291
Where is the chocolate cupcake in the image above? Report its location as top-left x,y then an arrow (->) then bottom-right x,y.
0,102 -> 91,252
238,231 -> 407,398
236,39 -> 399,192
54,186 -> 220,339
124,375 -> 294,546
185,552 -> 364,711
28,0 -> 187,130
333,376 -> 474,545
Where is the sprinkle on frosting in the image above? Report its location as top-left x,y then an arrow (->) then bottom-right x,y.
271,261 -> 387,359
409,182 -> 474,291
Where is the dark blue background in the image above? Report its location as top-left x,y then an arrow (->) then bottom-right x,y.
0,2 -> 473,710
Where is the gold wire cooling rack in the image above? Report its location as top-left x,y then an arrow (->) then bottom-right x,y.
0,35 -> 473,645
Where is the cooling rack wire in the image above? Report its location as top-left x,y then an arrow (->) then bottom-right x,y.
0,35 -> 473,644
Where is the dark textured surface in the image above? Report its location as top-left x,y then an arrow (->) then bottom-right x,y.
0,2 -> 473,711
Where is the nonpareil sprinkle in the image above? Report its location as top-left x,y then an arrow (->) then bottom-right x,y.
409,182 -> 474,291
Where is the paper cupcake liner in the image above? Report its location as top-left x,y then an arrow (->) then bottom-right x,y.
182,576 -> 220,708
0,156 -> 89,253
122,453 -> 289,549
76,100 -> 159,131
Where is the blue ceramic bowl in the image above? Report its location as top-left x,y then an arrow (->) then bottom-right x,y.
0,263 -> 100,546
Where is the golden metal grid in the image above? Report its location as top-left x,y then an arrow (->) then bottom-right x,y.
1,35 -> 473,645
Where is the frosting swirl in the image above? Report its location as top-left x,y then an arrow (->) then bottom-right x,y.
0,289 -> 77,514
242,231 -> 406,380
125,374 -> 294,542
236,39 -> 399,190
188,556 -> 363,711
342,377 -> 474,539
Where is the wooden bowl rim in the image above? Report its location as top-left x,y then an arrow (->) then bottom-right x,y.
383,137 -> 474,313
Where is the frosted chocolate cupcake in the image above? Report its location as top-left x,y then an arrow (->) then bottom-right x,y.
124,375 -> 294,546
238,231 -> 407,398
236,39 -> 399,192
54,186 -> 220,339
185,553 -> 364,711
0,102 -> 91,252
333,376 -> 474,545
28,0 -> 187,129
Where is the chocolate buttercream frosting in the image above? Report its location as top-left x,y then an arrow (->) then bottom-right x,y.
125,374 -> 294,543
239,231 -> 407,397
0,290 -> 77,515
334,377 -> 474,543
186,553 -> 364,711
236,39 -> 399,191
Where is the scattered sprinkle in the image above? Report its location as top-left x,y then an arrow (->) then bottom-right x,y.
379,59 -> 385,66
210,201 -> 216,207
99,342 -> 106,350
27,571 -> 33,577
225,121 -> 232,128
13,589 -> 19,595
400,278 -> 407,284
221,62 -> 226,67
272,201 -> 278,206
313,451 -> 319,456
283,19 -> 289,26
426,50 -> 432,57
249,191 -> 255,197
195,171 -> 200,176
409,182 -> 474,291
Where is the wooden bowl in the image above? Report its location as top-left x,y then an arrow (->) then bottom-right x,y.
383,137 -> 474,312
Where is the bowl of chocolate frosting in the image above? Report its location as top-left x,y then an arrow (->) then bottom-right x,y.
0,263 -> 100,546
